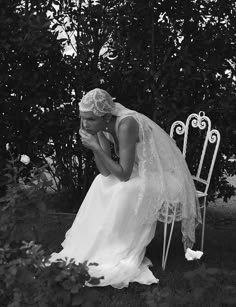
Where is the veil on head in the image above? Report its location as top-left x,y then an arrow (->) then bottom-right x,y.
79,88 -> 132,117
79,88 -> 116,116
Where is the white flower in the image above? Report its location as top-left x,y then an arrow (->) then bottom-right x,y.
185,248 -> 203,261
20,154 -> 30,165
6,143 -> 10,151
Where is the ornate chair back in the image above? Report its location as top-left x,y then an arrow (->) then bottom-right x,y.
170,111 -> 221,198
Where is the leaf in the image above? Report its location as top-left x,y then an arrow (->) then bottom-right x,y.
51,23 -> 58,31
58,38 -> 67,43
88,262 -> 99,266
53,0 -> 61,5
88,277 -> 102,285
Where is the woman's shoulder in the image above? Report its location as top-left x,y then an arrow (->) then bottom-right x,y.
116,115 -> 139,141
117,115 -> 139,131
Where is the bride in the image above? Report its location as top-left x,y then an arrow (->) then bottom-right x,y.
50,88 -> 201,288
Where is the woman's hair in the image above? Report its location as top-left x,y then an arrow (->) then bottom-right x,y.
79,88 -> 115,116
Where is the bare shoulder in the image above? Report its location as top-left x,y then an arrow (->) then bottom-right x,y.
118,116 -> 139,141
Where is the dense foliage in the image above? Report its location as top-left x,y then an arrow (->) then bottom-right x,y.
0,241 -> 101,307
0,0 -> 235,209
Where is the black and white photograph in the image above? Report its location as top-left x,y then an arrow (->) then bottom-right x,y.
0,0 -> 235,306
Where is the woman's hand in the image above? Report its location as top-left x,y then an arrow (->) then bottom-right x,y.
79,129 -> 101,152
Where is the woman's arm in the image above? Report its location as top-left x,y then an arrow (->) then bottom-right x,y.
93,117 -> 139,181
80,119 -> 111,176
93,132 -> 111,176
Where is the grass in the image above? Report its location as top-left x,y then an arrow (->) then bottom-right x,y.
32,206 -> 236,307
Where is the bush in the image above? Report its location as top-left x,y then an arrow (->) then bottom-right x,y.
1,0 -> 235,207
0,150 -> 51,245
0,241 -> 102,307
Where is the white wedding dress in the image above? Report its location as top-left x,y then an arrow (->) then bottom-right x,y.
50,104 -> 201,288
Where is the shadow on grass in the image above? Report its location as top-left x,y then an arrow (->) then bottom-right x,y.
28,209 -> 236,307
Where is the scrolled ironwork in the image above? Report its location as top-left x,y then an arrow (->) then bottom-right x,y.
170,121 -> 186,138
190,112 -> 209,130
173,121 -> 186,135
208,129 -> 220,144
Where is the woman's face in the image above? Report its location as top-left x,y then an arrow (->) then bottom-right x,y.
80,111 -> 105,135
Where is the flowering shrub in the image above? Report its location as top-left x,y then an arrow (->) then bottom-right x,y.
0,241 -> 102,307
0,148 -> 53,245
20,154 -> 31,165
0,147 -> 102,306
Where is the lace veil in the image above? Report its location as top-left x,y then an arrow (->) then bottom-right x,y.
112,103 -> 202,249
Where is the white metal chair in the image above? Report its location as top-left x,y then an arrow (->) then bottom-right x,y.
161,111 -> 220,270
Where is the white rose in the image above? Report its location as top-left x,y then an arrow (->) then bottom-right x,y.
20,154 -> 31,165
185,248 -> 203,261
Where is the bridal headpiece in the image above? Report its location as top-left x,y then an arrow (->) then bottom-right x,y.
79,88 -> 116,116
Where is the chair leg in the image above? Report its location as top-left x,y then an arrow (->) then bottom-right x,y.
162,204 -> 177,270
201,197 -> 207,252
162,213 -> 168,270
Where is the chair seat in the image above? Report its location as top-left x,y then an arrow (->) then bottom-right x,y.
196,190 -> 208,198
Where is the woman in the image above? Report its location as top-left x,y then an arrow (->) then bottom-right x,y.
50,88 -> 201,288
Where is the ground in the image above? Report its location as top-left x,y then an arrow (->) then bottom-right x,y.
20,184 -> 236,307
38,193 -> 236,271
